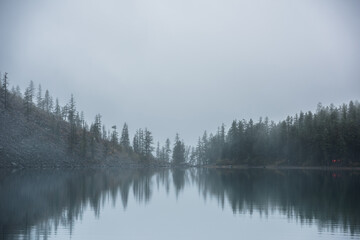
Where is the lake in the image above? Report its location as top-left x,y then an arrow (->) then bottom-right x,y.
0,168 -> 359,240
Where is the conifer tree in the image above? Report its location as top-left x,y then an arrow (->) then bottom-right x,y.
54,98 -> 61,119
24,87 -> 31,117
156,141 -> 160,160
102,124 -> 107,140
144,128 -> 154,159
120,123 -> 130,150
37,84 -> 43,109
93,114 -> 102,141
2,72 -> 9,109
68,94 -> 77,153
44,89 -> 52,112
80,126 -> 87,158
133,130 -> 140,154
111,125 -> 119,150
29,80 -> 35,103
80,111 -> 85,127
172,133 -> 185,164
23,81 -> 35,117
165,138 -> 171,162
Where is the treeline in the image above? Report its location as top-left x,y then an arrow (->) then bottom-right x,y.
1,72 -> 359,166
0,72 -> 159,162
0,72 -> 192,164
190,101 -> 360,166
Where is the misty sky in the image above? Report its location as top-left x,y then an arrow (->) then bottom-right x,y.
0,0 -> 359,146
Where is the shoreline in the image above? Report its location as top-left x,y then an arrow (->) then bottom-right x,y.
204,165 -> 360,171
1,163 -> 360,171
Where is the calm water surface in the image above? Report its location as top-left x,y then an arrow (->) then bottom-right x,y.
0,168 -> 359,240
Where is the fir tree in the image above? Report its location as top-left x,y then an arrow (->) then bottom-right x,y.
1,72 -> 9,109
120,123 -> 130,150
172,133 -> 185,164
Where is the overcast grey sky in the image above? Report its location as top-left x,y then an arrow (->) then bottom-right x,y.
0,0 -> 359,146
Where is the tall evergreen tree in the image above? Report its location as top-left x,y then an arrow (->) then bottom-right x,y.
37,84 -> 43,109
111,125 -> 119,150
1,72 -> 9,109
156,141 -> 161,160
120,123 -> 130,150
102,124 -> 107,140
165,138 -> 171,162
144,128 -> 154,159
172,133 -> 185,164
68,94 -> 77,153
23,87 -> 31,117
133,130 -> 140,154
54,98 -> 61,118
23,81 -> 35,117
29,80 -> 35,104
44,89 -> 52,112
93,114 -> 102,141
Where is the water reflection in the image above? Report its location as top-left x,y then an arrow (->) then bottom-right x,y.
0,168 -> 359,239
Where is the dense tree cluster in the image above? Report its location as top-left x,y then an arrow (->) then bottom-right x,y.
133,128 -> 154,159
1,72 -> 359,166
0,74 -> 151,161
192,102 -> 360,166
155,133 -> 192,165
172,133 -> 186,164
155,138 -> 172,162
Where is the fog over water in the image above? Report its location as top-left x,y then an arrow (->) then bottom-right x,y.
0,0 -> 359,144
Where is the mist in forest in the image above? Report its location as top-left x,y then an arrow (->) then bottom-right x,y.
1,0 -> 360,144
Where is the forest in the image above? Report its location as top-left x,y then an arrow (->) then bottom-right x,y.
1,72 -> 359,167
189,101 -> 360,166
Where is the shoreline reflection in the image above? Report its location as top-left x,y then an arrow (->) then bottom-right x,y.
0,168 -> 359,239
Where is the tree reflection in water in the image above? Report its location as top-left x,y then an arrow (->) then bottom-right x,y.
0,168 -> 359,239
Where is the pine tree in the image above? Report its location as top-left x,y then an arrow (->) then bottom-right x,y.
111,125 -> 119,151
172,133 -> 185,164
44,89 -> 52,112
23,87 -> 32,117
37,84 -> 43,109
165,138 -> 171,162
144,128 -> 154,159
120,123 -> 130,150
93,114 -> 102,141
138,129 -> 144,155
81,126 -> 87,158
156,141 -> 161,160
61,104 -> 68,120
68,94 -> 77,153
75,111 -> 81,129
102,124 -> 107,140
90,131 -> 96,159
80,111 -> 85,127
23,81 -> 35,117
133,130 -> 140,154
2,72 -> 9,109
54,98 -> 61,118
29,80 -> 35,104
